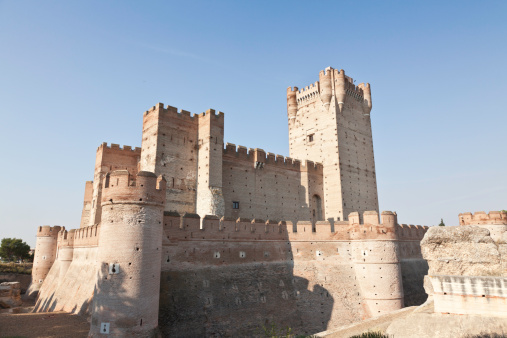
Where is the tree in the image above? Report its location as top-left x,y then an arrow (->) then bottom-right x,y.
438,218 -> 445,227
0,238 -> 31,262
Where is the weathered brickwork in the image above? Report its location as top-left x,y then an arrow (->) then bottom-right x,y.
222,145 -> 324,222
31,67 -> 430,336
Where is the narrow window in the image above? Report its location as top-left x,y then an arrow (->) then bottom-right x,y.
308,134 -> 314,142
233,201 -> 240,209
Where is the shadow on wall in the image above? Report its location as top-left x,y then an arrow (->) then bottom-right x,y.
34,289 -> 91,316
158,217 -> 335,337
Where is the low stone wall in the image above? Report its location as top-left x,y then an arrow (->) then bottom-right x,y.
0,274 -> 31,294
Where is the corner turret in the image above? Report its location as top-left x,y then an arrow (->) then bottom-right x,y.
319,67 -> 333,106
89,170 -> 166,337
358,82 -> 372,116
287,86 -> 298,121
26,225 -> 62,298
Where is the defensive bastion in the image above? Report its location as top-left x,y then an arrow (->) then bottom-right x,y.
28,67 -> 430,336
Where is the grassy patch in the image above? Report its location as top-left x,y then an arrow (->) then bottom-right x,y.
0,263 -> 32,275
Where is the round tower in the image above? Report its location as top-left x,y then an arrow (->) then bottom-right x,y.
287,86 -> 298,121
26,225 -> 62,298
319,67 -> 332,106
57,229 -> 75,282
352,211 -> 404,317
89,170 -> 166,337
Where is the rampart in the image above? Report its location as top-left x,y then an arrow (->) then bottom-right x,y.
159,210 -> 428,336
162,211 -> 426,242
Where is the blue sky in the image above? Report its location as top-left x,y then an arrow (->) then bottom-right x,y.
1,1 -> 506,247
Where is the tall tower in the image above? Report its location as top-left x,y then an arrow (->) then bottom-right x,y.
89,170 -> 166,337
287,67 -> 378,221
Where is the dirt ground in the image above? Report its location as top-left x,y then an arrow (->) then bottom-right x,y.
0,300 -> 89,338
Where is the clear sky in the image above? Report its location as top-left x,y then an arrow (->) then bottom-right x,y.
1,1 -> 506,247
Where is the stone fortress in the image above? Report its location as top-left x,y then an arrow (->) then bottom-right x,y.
27,67 -> 432,337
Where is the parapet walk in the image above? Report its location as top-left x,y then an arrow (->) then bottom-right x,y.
459,210 -> 507,225
163,211 -> 428,242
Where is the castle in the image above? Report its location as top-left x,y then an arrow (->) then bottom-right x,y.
28,67 -> 429,337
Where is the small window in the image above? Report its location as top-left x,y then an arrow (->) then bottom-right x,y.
233,201 -> 240,209
308,134 -> 314,142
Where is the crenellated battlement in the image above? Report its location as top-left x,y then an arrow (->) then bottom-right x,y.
395,224 -> 429,240
101,170 -> 166,205
57,228 -> 73,248
73,224 -> 100,247
296,82 -> 320,100
223,143 -> 322,171
37,225 -> 62,237
459,210 -> 507,225
291,66 -> 371,111
143,102 -> 224,122
57,225 -> 101,248
162,210 -> 427,242
97,142 -> 141,153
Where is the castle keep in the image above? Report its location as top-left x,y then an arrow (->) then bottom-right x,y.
28,67 -> 429,337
